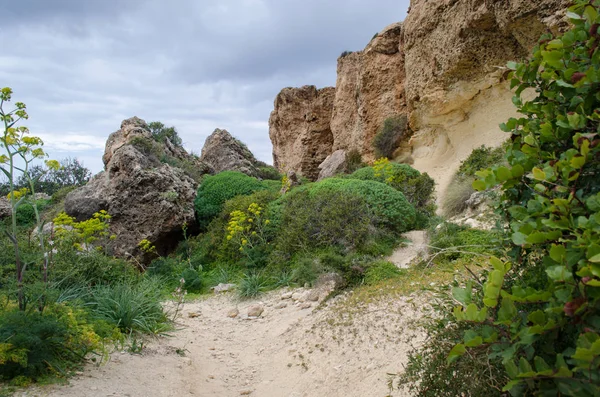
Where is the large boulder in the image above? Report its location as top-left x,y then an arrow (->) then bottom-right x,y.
269,85 -> 336,180
65,117 -> 208,260
317,150 -> 347,181
200,129 -> 263,178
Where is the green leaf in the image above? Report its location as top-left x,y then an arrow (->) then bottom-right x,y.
502,379 -> 523,392
527,310 -> 546,326
532,167 -> 546,180
447,343 -> 466,364
526,232 -> 547,244
452,285 -> 472,305
512,232 -> 527,245
472,179 -> 487,191
546,265 -> 573,282
533,356 -> 551,372
498,297 -> 517,322
550,244 -> 566,262
519,357 -> 533,373
590,254 -> 600,263
496,166 -> 512,182
566,11 -> 584,20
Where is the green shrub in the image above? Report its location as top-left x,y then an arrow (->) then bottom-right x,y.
441,4 -> 600,395
456,145 -> 504,178
194,171 -> 266,230
51,251 -> 137,289
237,272 -> 270,299
88,279 -> 169,334
181,267 -> 202,293
372,115 -> 409,159
148,121 -> 182,147
0,303 -> 101,381
427,221 -> 500,262
51,186 -> 77,204
311,178 -> 416,232
364,261 -> 403,285
348,160 -> 435,227
257,165 -> 281,181
345,149 -> 365,173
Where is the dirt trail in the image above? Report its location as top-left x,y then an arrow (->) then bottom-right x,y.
387,230 -> 428,269
20,281 -> 426,397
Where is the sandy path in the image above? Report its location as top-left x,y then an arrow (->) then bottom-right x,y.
20,285 -> 426,397
387,230 -> 428,269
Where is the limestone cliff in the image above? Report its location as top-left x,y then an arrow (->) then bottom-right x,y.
268,0 -> 568,188
269,86 -> 335,180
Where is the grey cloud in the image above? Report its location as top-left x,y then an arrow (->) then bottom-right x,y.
0,0 -> 409,173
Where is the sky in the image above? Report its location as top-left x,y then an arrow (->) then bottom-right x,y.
0,0 -> 410,174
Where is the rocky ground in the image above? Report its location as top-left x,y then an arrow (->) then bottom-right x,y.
16,235 -> 430,397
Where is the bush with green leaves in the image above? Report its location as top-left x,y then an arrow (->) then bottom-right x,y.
347,159 -> 434,227
88,279 -> 170,335
148,121 -> 182,146
364,260 -> 403,285
443,3 -> 600,395
372,114 -> 410,159
0,303 -> 102,382
194,171 -> 267,230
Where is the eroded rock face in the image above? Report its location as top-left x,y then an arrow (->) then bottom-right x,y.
65,117 -> 206,260
0,197 -> 11,219
330,22 -> 407,161
269,85 -> 336,180
200,129 -> 262,177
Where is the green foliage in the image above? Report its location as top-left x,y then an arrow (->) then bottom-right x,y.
446,4 -> 600,395
0,303 -> 101,381
345,149 -> 365,173
457,145 -> 505,178
428,221 -> 501,262
148,121 -> 182,146
256,165 -> 281,181
237,272 -> 269,299
308,178 -> 416,232
372,115 -> 410,159
14,199 -> 50,226
348,159 -> 434,227
340,50 -> 353,58
51,251 -> 136,289
194,171 -> 266,230
181,268 -> 202,293
364,261 -> 403,285
88,279 -> 170,334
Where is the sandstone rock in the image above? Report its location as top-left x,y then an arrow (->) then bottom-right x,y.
227,308 -> 239,318
317,150 -> 347,180
212,283 -> 236,293
281,292 -> 293,300
269,85 -> 335,180
64,117 -> 208,261
291,291 -> 305,302
299,302 -> 312,310
275,302 -> 288,309
305,290 -> 320,302
0,198 -> 11,219
200,129 -> 267,178
330,22 -> 407,162
247,305 -> 264,317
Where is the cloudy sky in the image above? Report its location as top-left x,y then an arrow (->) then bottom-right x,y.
0,0 -> 409,174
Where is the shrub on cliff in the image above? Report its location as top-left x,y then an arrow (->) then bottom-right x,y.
372,114 -> 409,159
194,171 -> 266,230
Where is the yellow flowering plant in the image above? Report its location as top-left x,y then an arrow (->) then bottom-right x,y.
0,87 -> 59,311
226,202 -> 270,260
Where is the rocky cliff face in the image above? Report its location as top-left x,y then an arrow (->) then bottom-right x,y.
65,117 -> 207,260
268,0 -> 567,185
269,86 -> 335,180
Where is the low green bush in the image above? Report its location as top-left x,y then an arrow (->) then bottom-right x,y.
88,279 -> 169,334
237,272 -> 270,299
51,251 -> 137,289
257,165 -> 281,181
194,171 -> 266,230
456,145 -> 504,178
0,303 -> 102,382
372,115 -> 410,159
310,178 -> 416,232
181,267 -> 202,293
364,261 -> 403,285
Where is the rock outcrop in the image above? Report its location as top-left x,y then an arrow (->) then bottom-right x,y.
269,85 -> 336,180
317,150 -> 347,181
65,117 -> 208,260
0,197 -> 10,219
268,0 -> 567,189
200,129 -> 262,178
330,22 -> 407,161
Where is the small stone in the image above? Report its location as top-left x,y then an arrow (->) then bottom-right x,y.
305,290 -> 320,302
281,292 -> 293,300
188,312 -> 201,318
239,390 -> 253,395
300,302 -> 312,310
227,308 -> 240,318
247,305 -> 264,317
212,283 -> 236,293
291,292 -> 304,301
275,302 -> 288,309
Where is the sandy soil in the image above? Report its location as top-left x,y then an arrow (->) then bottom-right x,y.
387,231 -> 428,269
19,280 -> 427,397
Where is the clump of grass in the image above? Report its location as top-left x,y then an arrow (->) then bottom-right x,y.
442,175 -> 475,217
89,279 -> 170,335
237,272 -> 269,299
